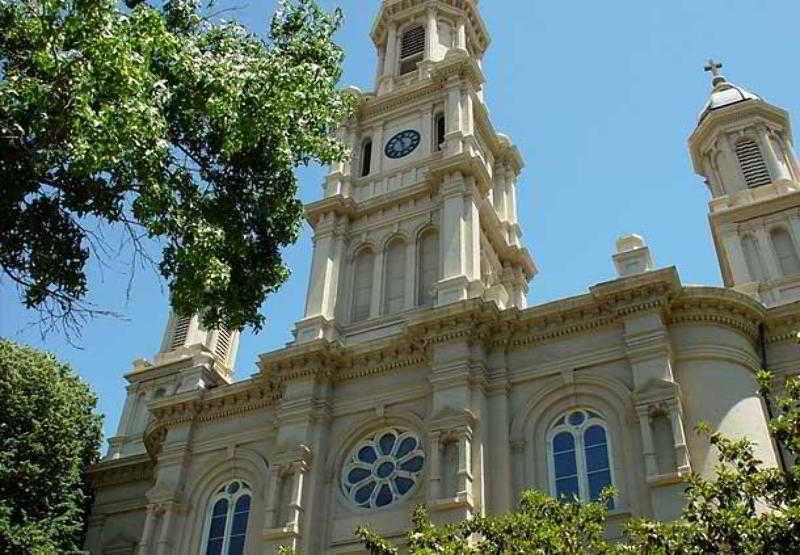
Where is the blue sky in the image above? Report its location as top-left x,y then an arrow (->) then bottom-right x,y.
3,0 -> 800,441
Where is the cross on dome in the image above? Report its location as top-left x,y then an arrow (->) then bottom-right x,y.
704,59 -> 722,77
704,58 -> 726,86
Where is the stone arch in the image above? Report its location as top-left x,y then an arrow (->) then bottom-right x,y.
178,447 -> 269,555
509,375 -> 640,512
347,240 -> 377,262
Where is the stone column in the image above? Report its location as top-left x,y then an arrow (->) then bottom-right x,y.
427,432 -> 442,502
668,400 -> 690,472
137,505 -> 159,555
754,226 -> 782,280
486,378 -> 512,512
155,503 -> 176,555
370,249 -> 385,318
425,6 -> 438,61
303,216 -> 335,319
404,237 -> 417,310
383,23 -> 397,78
784,134 -> 800,180
455,428 -> 473,504
492,162 -> 508,223
759,128 -> 791,182
788,215 -> 800,253
720,227 -> 753,284
444,77 -> 463,157
456,18 -> 467,50
636,407 -> 659,478
441,173 -> 465,281
721,135 -> 748,191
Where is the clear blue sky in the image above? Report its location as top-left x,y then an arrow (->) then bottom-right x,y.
3,0 -> 800,442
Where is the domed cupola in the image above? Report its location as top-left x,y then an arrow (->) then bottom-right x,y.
699,60 -> 761,123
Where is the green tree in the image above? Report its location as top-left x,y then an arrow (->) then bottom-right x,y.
0,340 -> 102,554
355,370 -> 800,554
0,0 -> 351,335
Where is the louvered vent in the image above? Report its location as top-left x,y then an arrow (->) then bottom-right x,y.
735,139 -> 772,188
215,328 -> 232,363
399,26 -> 425,75
170,315 -> 191,350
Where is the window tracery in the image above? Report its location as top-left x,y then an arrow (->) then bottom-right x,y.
201,480 -> 252,555
548,410 -> 614,508
341,428 -> 425,509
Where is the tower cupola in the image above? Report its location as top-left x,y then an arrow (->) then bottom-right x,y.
370,0 -> 490,95
690,60 -> 800,307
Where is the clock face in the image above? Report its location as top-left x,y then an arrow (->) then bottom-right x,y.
384,130 -> 421,159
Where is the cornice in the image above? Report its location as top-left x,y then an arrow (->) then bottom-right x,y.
766,300 -> 800,343
668,286 -> 766,341
708,189 -> 800,226
90,454 -> 154,489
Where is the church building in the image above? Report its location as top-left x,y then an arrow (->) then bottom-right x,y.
86,1 -> 800,553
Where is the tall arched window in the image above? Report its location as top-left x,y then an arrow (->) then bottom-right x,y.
434,113 -> 446,151
771,228 -> 800,277
399,25 -> 425,75
384,238 -> 407,315
201,480 -> 252,555
361,139 -> 373,177
736,138 -> 772,188
417,229 -> 439,307
741,234 -> 765,282
548,410 -> 614,508
352,248 -> 375,323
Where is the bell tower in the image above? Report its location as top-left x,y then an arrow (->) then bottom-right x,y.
293,0 -> 536,345
690,60 -> 800,306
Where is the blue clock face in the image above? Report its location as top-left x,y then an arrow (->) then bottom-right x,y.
385,130 -> 421,159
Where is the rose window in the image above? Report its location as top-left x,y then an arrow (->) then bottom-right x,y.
341,428 -> 425,509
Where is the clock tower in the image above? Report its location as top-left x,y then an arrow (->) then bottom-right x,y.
293,0 -> 536,345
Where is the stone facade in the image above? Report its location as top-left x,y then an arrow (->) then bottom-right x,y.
86,3 -> 800,554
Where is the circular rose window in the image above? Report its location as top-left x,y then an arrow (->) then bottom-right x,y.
341,428 -> 425,509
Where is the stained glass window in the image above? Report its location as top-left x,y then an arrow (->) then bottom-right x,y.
549,410 -> 614,508
202,481 -> 252,555
341,428 -> 425,509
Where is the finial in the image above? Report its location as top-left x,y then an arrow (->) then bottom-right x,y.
704,58 -> 726,87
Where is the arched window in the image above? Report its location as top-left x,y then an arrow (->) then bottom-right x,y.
417,229 -> 439,307
741,234 -> 765,282
361,139 -> 373,177
548,410 -> 614,508
770,228 -> 800,277
384,238 -> 407,315
201,480 -> 252,555
735,138 -> 772,188
434,113 -> 446,151
352,248 -> 375,323
399,25 -> 425,75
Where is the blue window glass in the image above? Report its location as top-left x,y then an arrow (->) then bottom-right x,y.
348,467 -> 371,484
204,483 -> 252,555
376,484 -> 393,507
550,413 -> 615,507
556,476 -> 580,501
584,425 -> 607,447
568,411 -> 586,426
400,456 -> 424,472
355,481 -> 376,504
395,476 -> 414,495
552,431 -> 574,453
358,446 -> 378,464
396,437 -> 417,458
379,433 -> 396,455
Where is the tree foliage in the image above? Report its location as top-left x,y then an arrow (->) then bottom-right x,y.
357,369 -> 800,554
0,0 -> 351,335
0,340 -> 102,554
